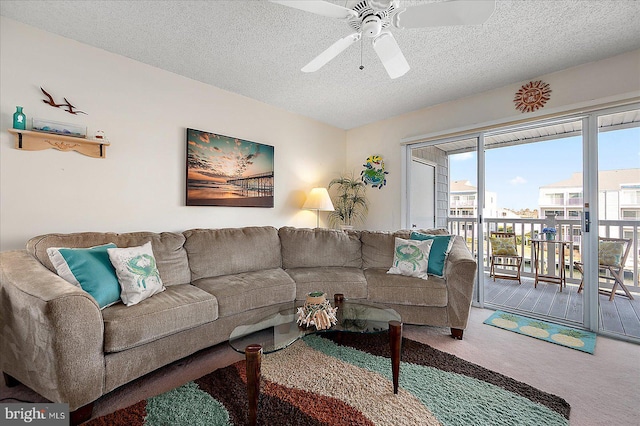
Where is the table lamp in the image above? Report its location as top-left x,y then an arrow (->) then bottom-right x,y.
302,187 -> 334,228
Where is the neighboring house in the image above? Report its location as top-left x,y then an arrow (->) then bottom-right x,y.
449,181 -> 527,233
538,168 -> 640,239
449,180 -> 498,219
539,169 -> 640,270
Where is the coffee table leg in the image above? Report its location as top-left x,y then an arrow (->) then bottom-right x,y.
389,320 -> 402,394
245,344 -> 262,426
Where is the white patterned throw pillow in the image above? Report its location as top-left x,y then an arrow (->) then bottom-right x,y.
107,241 -> 165,306
387,237 -> 433,280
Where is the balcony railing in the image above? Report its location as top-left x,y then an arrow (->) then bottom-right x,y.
567,197 -> 583,206
450,200 -> 477,207
447,217 -> 640,291
540,198 -> 565,206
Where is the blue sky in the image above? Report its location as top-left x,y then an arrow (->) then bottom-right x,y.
450,127 -> 640,210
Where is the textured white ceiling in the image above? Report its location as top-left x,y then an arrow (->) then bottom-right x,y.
2,1 -> 639,129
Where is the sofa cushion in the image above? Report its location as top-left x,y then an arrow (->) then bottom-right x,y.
183,227 -> 282,281
387,238 -> 433,280
107,242 -> 166,306
285,267 -> 368,301
47,243 -> 120,309
361,229 -> 448,269
409,232 -> 455,278
279,227 -> 362,269
193,268 -> 295,317
365,268 -> 448,307
27,232 -> 191,287
102,284 -> 218,353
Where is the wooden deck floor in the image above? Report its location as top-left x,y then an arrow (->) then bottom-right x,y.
482,273 -> 640,339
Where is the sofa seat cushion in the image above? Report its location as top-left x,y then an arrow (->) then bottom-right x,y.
193,268 -> 295,318
286,267 -> 368,301
364,268 -> 447,307
102,284 -> 218,353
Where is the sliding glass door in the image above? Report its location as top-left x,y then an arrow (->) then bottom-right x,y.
404,103 -> 640,342
593,107 -> 640,339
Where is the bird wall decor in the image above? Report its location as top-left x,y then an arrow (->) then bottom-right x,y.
40,87 -> 87,115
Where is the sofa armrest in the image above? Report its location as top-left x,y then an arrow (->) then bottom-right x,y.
444,237 -> 477,329
0,250 -> 105,410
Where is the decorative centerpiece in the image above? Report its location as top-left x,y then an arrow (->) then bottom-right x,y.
542,227 -> 557,240
296,292 -> 338,330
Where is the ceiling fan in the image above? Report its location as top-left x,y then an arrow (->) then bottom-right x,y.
271,0 -> 496,79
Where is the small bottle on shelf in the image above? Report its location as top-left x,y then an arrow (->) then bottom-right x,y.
13,106 -> 26,130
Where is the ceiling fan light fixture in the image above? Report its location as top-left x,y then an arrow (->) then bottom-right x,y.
373,31 -> 410,79
362,15 -> 382,37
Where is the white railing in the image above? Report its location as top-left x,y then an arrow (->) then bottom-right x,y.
450,200 -> 477,207
447,217 -> 640,290
540,199 -> 565,206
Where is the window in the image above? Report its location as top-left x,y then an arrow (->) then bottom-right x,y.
622,210 -> 639,219
568,210 -> 580,217
568,192 -> 583,205
543,193 -> 565,205
621,189 -> 640,205
544,210 -> 564,218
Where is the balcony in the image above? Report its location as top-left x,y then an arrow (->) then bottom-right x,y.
450,199 -> 477,208
447,217 -> 640,338
539,197 -> 565,206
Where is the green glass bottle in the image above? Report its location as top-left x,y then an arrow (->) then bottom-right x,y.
13,106 -> 26,130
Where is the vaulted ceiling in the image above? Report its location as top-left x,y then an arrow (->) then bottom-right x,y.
2,1 -> 639,129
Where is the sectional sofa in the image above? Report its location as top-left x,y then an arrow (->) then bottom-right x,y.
0,226 -> 476,423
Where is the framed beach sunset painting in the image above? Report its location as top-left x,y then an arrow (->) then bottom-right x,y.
186,128 -> 274,207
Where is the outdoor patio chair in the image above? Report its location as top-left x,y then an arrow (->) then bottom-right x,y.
574,237 -> 634,301
489,232 -> 522,284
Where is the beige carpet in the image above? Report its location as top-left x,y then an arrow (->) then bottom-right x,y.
1,307 -> 638,425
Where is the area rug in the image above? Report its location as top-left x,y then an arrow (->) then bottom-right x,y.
484,310 -> 596,354
87,333 -> 570,426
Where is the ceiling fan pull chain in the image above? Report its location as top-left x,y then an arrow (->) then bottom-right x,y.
359,37 -> 364,71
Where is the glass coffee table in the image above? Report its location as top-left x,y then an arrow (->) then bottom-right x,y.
229,294 -> 403,426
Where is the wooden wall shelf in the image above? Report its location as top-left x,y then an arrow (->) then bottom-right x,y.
8,129 -> 110,158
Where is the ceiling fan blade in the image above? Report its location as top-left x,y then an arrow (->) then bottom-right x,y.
372,31 -> 410,79
270,1 -> 357,19
302,33 -> 361,73
393,0 -> 496,29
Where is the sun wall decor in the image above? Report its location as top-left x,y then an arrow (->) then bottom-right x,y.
513,80 -> 552,113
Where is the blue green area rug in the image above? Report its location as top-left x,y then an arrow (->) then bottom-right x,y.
87,333 -> 570,426
484,310 -> 596,354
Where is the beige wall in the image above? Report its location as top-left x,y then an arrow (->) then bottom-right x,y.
2,17 -> 638,250
346,49 -> 640,231
0,17 -> 346,250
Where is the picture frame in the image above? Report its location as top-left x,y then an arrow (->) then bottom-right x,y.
186,128 -> 274,207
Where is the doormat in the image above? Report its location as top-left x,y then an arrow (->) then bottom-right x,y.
484,310 -> 596,354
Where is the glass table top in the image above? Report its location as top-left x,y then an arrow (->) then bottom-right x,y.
229,299 -> 401,354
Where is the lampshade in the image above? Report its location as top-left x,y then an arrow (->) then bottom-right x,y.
302,187 -> 334,211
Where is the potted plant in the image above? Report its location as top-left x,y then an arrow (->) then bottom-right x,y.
327,173 -> 368,229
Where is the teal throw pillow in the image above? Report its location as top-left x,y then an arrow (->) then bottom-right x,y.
47,243 -> 120,309
409,232 -> 455,278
